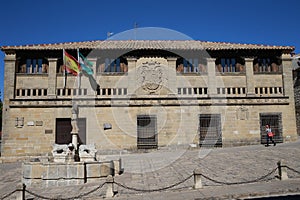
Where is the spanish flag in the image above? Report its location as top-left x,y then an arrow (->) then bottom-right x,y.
64,50 -> 80,75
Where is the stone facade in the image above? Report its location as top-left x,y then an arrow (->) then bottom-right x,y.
294,70 -> 300,136
0,40 -> 298,158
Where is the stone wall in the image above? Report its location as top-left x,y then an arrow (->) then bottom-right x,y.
294,75 -> 300,135
1,98 -> 297,157
1,55 -> 298,158
22,159 -> 121,187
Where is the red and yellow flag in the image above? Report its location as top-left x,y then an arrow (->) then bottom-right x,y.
64,51 -> 80,75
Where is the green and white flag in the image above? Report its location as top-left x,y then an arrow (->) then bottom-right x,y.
78,51 -> 99,91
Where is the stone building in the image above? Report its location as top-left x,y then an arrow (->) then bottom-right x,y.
0,40 -> 298,158
293,54 -> 300,136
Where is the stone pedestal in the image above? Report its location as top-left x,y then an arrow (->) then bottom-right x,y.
79,144 -> 97,162
52,144 -> 68,163
71,133 -> 78,151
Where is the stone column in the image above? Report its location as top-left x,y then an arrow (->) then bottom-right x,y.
245,58 -> 255,96
127,57 -> 137,95
47,58 -> 58,98
166,57 -> 177,95
207,58 -> 217,96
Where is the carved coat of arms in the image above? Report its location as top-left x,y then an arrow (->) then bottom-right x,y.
138,61 -> 163,94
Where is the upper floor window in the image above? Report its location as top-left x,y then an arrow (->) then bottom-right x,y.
215,57 -> 245,73
96,57 -> 128,73
17,58 -> 49,74
176,58 -> 207,74
253,58 -> 281,73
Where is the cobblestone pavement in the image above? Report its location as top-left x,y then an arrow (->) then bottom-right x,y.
1,139 -> 300,199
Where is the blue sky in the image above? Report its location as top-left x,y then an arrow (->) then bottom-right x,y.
0,0 -> 300,99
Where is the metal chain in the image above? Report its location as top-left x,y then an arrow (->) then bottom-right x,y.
200,167 -> 278,185
0,189 -> 18,200
286,166 -> 300,175
25,182 -> 105,200
25,190 -> 54,200
3,165 -> 297,199
114,174 -> 193,192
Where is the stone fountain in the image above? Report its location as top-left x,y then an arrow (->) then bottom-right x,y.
22,104 -> 122,187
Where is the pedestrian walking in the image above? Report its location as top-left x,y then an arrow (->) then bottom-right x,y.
265,124 -> 276,146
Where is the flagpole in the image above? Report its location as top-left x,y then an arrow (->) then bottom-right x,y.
77,48 -> 81,89
63,49 -> 66,89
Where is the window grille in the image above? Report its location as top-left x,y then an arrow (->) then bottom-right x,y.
137,115 -> 157,149
199,114 -> 222,147
260,113 -> 283,144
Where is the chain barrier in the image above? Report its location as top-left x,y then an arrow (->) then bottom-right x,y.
286,166 -> 300,175
0,189 -> 18,200
114,174 -> 193,192
24,182 -> 105,200
1,165 -> 300,199
200,167 -> 278,185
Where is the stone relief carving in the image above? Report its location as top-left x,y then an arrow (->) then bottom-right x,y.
137,60 -> 165,94
236,106 -> 249,120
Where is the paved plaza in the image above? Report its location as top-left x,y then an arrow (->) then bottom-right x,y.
1,138 -> 300,199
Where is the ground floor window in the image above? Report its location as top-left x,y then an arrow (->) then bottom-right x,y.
199,114 -> 222,147
55,118 -> 86,145
137,115 -> 157,149
259,113 -> 283,144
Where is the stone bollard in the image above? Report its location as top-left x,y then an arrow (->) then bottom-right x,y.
105,175 -> 114,198
277,160 -> 288,180
16,183 -> 26,200
113,158 -> 122,175
193,168 -> 202,189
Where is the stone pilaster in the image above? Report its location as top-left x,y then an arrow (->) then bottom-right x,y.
207,58 -> 217,96
245,58 -> 255,96
2,53 -> 16,147
282,54 -> 294,98
47,58 -> 58,98
3,53 -> 16,105
281,53 -> 297,141
166,57 -> 177,95
126,57 -> 137,95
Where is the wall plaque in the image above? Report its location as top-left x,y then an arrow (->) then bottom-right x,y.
45,129 -> 53,134
36,121 -> 43,126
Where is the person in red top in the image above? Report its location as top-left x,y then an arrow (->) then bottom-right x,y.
265,124 -> 276,146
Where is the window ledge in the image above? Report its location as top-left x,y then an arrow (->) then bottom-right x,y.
216,72 -> 246,76
96,72 -> 128,76
176,72 -> 208,76
16,73 -> 48,76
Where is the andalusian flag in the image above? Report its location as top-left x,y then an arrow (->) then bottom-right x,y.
78,51 -> 99,91
64,50 -> 80,76
79,52 -> 94,75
